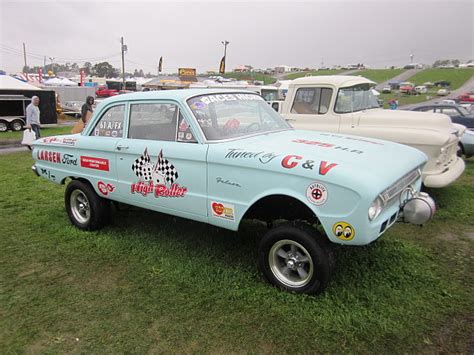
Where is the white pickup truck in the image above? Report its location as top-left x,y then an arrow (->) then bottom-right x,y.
279,75 -> 465,188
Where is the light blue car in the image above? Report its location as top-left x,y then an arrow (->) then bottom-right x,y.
32,89 -> 436,295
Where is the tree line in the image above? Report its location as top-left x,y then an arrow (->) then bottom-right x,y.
22,61 -> 154,78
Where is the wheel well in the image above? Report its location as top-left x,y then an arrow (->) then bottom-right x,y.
242,194 -> 320,225
62,176 -> 90,186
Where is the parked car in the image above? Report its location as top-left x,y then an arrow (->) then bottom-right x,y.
411,104 -> 474,129
414,85 -> 428,94
31,89 -> 436,295
437,88 -> 450,96
381,86 -> 391,93
95,86 -> 119,98
459,130 -> 474,158
457,93 -> 474,103
61,100 -> 83,118
399,84 -> 416,95
279,75 -> 465,188
434,80 -> 451,87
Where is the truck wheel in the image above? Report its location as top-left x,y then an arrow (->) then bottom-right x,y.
65,180 -> 111,231
11,120 -> 23,131
0,121 -> 7,132
258,222 -> 335,295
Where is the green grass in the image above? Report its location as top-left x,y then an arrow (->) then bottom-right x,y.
1,152 -> 473,353
406,68 -> 474,89
222,72 -> 276,85
284,70 -> 346,80
350,69 -> 405,83
0,126 -> 72,142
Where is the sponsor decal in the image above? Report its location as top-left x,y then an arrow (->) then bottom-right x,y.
292,139 -> 364,154
130,148 -> 187,198
281,155 -> 338,176
211,201 -> 235,221
97,181 -> 115,196
40,137 -> 77,146
306,182 -> 328,206
332,222 -> 355,241
319,133 -> 383,146
216,177 -> 241,188
37,150 -> 61,163
40,167 -> 56,182
225,148 -> 279,164
199,93 -> 261,105
80,156 -> 110,171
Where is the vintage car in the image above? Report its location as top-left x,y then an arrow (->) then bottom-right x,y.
280,76 -> 465,188
31,89 -> 436,295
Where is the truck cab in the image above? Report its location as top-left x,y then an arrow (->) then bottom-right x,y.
280,75 -> 465,188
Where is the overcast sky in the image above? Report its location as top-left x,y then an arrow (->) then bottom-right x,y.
0,0 -> 473,74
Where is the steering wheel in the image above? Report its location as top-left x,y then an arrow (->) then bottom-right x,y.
245,122 -> 261,133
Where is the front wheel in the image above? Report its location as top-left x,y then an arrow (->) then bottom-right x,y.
258,222 -> 335,295
65,180 -> 111,231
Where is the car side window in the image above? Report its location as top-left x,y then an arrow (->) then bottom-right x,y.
91,104 -> 125,137
176,112 -> 197,143
440,108 -> 458,116
291,88 -> 333,115
128,103 -> 179,141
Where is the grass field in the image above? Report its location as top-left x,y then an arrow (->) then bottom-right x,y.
405,68 -> 474,89
350,69 -> 406,83
284,70 -> 346,80
0,126 -> 73,142
222,72 -> 277,85
1,152 -> 473,353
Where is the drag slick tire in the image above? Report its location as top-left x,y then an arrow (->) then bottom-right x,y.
65,180 -> 111,231
258,222 -> 335,295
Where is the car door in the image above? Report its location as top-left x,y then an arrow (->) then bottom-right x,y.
115,100 -> 208,219
285,86 -> 339,132
76,103 -> 126,193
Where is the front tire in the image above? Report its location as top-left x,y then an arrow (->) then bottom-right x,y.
65,180 -> 111,231
258,222 -> 335,295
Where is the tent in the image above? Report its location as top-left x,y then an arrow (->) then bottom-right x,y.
44,77 -> 64,86
60,78 -> 79,86
0,75 -> 39,90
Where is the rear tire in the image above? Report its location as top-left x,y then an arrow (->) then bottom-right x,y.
0,121 -> 8,132
11,120 -> 23,131
258,222 -> 335,295
65,180 -> 111,231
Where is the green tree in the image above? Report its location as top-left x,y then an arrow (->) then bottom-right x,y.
92,62 -> 118,78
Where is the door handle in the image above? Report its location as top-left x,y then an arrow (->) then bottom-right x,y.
116,144 -> 129,151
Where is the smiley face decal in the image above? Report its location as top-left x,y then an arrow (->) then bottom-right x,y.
332,222 -> 355,241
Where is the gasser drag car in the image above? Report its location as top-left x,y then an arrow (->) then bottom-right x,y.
32,89 -> 436,295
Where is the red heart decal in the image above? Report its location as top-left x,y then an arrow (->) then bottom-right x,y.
212,202 -> 224,215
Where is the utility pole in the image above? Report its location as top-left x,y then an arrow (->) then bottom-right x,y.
49,57 -> 55,74
121,37 -> 127,90
22,43 -> 27,70
221,40 -> 229,71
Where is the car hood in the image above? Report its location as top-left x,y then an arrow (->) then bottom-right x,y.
356,108 -> 458,134
207,129 -> 427,193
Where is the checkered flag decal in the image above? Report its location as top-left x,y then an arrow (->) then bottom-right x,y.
154,149 -> 178,184
132,148 -> 153,181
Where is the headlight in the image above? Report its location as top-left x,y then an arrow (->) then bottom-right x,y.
368,197 -> 383,221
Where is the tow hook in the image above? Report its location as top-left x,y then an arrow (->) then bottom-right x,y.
400,187 -> 436,225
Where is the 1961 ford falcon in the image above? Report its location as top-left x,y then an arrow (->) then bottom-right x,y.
32,89 -> 436,294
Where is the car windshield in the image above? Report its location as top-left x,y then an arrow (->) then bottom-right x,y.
335,84 -> 380,113
187,93 -> 290,141
260,89 -> 279,101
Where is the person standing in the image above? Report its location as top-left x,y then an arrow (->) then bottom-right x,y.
26,96 -> 41,138
81,96 -> 95,125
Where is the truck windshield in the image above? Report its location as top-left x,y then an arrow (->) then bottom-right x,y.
335,84 -> 380,113
187,93 -> 290,141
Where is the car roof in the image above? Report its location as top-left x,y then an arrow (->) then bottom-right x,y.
290,75 -> 375,87
96,89 -> 261,105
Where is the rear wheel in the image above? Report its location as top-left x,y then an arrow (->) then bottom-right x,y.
11,120 -> 23,131
65,180 -> 111,230
0,121 -> 8,132
258,222 -> 335,295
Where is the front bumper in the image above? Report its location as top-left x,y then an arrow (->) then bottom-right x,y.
32,164 -> 40,177
423,157 -> 465,188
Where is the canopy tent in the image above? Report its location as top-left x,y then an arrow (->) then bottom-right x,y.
0,75 -> 39,90
44,77 -> 64,86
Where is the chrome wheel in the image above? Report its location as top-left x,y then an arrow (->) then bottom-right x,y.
0,122 -> 7,132
70,189 -> 90,224
269,239 -> 313,287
